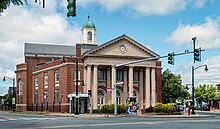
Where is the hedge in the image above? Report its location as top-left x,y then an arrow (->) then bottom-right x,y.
153,103 -> 176,113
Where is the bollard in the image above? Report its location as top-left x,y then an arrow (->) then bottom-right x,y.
188,101 -> 190,116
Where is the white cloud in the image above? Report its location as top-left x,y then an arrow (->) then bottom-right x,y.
179,55 -> 220,87
193,0 -> 206,8
0,0 -> 81,95
165,17 -> 220,49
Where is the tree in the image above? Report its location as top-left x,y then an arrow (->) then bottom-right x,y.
162,69 -> 186,103
0,0 -> 27,14
195,84 -> 219,105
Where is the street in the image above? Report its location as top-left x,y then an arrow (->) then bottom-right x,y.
1,112 -> 220,129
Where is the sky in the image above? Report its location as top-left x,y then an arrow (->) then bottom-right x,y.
0,0 -> 220,95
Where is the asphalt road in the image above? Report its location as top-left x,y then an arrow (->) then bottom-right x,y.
1,112 -> 220,129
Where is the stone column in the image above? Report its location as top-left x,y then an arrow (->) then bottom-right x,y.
87,65 -> 91,111
83,67 -> 87,93
145,67 -> 150,108
87,65 -> 91,91
151,68 -> 156,107
123,69 -> 128,104
128,66 -> 133,97
139,69 -> 144,109
92,65 -> 98,109
106,68 -> 111,104
111,66 -> 115,104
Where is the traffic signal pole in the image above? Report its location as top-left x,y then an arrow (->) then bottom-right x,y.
113,49 -> 203,115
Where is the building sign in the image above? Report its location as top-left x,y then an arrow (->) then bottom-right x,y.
126,97 -> 138,115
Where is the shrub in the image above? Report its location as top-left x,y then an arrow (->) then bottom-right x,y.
153,103 -> 176,113
93,109 -> 102,113
117,104 -> 126,114
153,103 -> 163,112
101,104 -> 114,113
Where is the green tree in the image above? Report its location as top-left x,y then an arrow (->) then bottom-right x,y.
0,0 -> 27,14
195,84 -> 219,105
162,69 -> 186,103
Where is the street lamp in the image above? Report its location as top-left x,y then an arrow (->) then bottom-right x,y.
62,57 -> 79,115
191,64 -> 208,114
3,76 -> 15,110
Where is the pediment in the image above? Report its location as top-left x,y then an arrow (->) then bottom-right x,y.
81,35 -> 159,59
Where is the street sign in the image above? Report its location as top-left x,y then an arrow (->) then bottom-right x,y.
12,98 -> 15,105
107,88 -> 114,92
116,81 -> 123,85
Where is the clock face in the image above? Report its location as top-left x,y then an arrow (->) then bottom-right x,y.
120,45 -> 126,52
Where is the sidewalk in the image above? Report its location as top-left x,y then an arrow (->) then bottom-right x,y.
45,112 -> 214,118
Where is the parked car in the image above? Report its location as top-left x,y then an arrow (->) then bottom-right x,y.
200,105 -> 209,111
175,104 -> 184,112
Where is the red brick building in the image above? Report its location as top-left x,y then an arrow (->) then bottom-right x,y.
15,19 -> 162,113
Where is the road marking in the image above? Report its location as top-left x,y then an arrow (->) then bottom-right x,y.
0,119 -> 6,122
38,119 -> 220,129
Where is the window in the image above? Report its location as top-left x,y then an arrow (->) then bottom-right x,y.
35,77 -> 39,86
116,91 -> 122,104
74,70 -> 80,81
116,69 -> 123,81
44,73 -> 48,85
97,91 -> 105,109
55,90 -> 59,104
98,68 -> 106,80
18,80 -> 23,104
87,31 -> 92,41
133,70 -> 139,81
55,72 -> 59,83
44,91 -> 48,103
35,92 -> 38,104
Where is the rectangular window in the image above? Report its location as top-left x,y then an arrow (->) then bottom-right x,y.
44,73 -> 48,85
116,69 -> 123,81
44,91 -> 48,103
74,70 -> 80,80
35,77 -> 39,86
35,92 -> 38,104
98,69 -> 106,80
133,70 -> 139,81
55,90 -> 59,104
55,72 -> 59,83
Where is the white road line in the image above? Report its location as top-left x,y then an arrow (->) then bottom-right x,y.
0,119 -> 6,122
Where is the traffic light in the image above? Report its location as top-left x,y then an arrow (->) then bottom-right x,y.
67,0 -> 76,17
88,90 -> 92,97
194,48 -> 201,62
168,52 -> 174,65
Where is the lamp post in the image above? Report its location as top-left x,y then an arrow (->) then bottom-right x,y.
191,64 -> 208,114
3,76 -> 15,110
62,57 -> 79,115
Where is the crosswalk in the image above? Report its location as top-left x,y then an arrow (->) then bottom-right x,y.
0,117 -> 67,122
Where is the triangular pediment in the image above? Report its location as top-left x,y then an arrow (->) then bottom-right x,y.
81,34 -> 159,59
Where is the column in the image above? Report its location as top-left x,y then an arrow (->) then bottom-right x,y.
106,68 -> 111,104
145,67 -> 150,108
139,69 -> 144,109
128,66 -> 133,97
111,66 -> 115,104
122,69 -> 128,104
83,67 -> 87,93
151,68 -> 156,107
92,65 -> 98,109
87,65 -> 91,111
87,65 -> 91,91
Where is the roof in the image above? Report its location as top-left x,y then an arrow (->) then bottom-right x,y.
81,34 -> 160,59
25,43 -> 76,56
83,20 -> 95,29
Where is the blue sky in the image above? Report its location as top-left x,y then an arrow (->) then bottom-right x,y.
0,0 -> 220,95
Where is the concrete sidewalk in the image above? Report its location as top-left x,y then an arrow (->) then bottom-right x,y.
45,112 -> 214,118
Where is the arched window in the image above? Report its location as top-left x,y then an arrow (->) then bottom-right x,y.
87,31 -> 92,41
116,91 -> 122,104
97,90 -> 105,109
18,80 -> 23,104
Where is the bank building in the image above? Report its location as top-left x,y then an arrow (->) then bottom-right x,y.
15,17 -> 162,113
